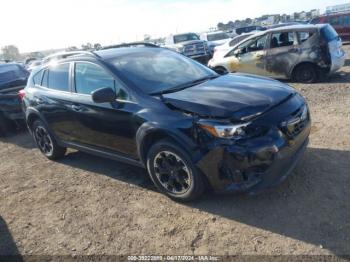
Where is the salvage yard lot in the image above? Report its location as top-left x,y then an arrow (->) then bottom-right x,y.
1,47 -> 350,256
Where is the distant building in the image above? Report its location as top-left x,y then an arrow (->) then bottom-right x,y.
311,9 -> 320,17
217,8 -> 320,31
326,3 -> 350,14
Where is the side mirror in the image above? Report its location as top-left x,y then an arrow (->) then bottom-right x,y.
92,87 -> 117,103
234,48 -> 243,56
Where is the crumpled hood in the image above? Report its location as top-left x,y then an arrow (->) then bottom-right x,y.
163,73 -> 296,120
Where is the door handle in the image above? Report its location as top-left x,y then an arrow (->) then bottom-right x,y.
71,105 -> 84,112
256,54 -> 264,59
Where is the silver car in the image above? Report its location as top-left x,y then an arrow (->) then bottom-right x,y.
208,24 -> 346,83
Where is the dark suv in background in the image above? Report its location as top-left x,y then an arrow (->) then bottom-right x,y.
0,63 -> 29,135
22,46 -> 310,201
311,12 -> 350,42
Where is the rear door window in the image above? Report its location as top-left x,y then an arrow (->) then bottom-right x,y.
33,70 -> 43,85
47,63 -> 70,92
297,31 -> 315,43
270,32 -> 295,48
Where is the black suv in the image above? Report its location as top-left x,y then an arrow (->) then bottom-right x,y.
22,46 -> 310,201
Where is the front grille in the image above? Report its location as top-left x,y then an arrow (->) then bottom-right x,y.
281,105 -> 309,139
183,42 -> 206,56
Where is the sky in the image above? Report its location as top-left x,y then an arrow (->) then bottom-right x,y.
0,0 -> 348,53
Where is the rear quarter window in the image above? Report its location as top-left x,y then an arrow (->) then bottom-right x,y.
33,70 -> 43,85
297,31 -> 316,43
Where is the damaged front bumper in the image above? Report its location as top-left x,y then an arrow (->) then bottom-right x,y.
197,120 -> 311,194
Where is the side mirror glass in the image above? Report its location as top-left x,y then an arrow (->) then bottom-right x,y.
92,87 -> 117,103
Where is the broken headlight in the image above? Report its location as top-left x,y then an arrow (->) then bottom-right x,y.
198,120 -> 251,139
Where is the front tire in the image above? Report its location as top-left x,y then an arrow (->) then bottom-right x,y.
213,66 -> 228,75
32,120 -> 66,160
146,139 -> 205,202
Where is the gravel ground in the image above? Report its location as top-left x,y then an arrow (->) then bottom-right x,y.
0,47 -> 349,257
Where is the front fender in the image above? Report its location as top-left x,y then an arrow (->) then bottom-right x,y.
136,122 -> 200,165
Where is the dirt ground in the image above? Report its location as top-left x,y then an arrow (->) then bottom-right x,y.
1,47 -> 350,258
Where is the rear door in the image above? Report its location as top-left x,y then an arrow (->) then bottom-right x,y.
265,30 -> 299,78
36,63 -> 81,142
69,61 -> 139,158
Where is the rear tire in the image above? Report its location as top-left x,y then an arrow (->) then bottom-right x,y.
32,120 -> 66,160
146,139 -> 205,202
213,66 -> 228,75
292,64 -> 319,83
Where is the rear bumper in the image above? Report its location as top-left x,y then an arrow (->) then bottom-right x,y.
197,120 -> 311,194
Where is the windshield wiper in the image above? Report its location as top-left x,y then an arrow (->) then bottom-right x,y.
151,75 -> 219,95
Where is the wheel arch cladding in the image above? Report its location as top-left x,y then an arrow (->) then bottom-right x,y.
26,112 -> 41,130
136,125 -> 197,165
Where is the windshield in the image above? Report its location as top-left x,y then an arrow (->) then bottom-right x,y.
207,33 -> 230,41
110,49 -> 216,94
173,33 -> 199,43
230,34 -> 252,46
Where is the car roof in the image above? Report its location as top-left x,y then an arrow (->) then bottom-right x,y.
240,24 -> 324,42
266,24 -> 325,33
95,46 -> 165,60
38,47 -> 166,65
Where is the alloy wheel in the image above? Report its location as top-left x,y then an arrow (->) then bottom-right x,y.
34,126 -> 53,155
153,151 -> 192,195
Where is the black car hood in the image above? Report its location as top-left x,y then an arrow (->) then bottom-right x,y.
162,73 -> 296,120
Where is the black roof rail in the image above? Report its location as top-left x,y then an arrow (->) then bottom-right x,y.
62,51 -> 101,59
101,42 -> 160,50
42,50 -> 101,64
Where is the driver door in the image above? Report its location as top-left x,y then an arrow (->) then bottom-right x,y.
226,34 -> 270,76
69,62 -> 139,158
